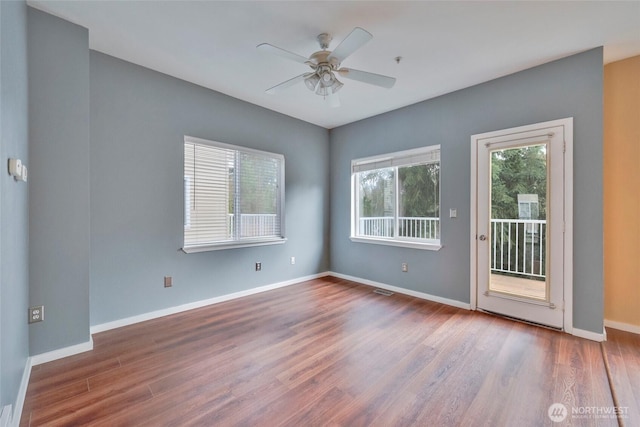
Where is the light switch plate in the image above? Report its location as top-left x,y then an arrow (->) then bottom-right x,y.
8,158 -> 22,180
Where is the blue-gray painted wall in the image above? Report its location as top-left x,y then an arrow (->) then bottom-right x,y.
329,48 -> 604,334
2,8 -> 607,415
0,0 -> 29,412
28,8 -> 91,354
89,52 -> 330,325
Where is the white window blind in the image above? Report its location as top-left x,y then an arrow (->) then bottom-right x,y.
352,147 -> 440,173
184,136 -> 285,252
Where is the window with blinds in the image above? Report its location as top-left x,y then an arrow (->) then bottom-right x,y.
351,145 -> 441,250
183,136 -> 285,252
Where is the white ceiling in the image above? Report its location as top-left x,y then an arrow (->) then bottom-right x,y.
28,1 -> 640,129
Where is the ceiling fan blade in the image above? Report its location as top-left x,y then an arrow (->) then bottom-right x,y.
327,27 -> 372,64
257,43 -> 309,64
337,68 -> 396,89
265,73 -> 309,95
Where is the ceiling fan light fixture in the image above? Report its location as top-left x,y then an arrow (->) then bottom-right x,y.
304,74 -> 320,91
316,85 -> 329,96
330,78 -> 344,94
259,27 -> 396,101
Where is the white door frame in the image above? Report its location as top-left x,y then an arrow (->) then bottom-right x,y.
470,118 -> 573,333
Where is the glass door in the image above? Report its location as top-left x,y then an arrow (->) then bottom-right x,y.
474,122 -> 568,329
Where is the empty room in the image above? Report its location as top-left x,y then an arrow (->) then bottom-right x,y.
1,1 -> 639,426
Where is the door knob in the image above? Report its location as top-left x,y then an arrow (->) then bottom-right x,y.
479,235 -> 487,241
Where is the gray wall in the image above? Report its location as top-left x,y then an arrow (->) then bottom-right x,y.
0,0 -> 29,413
28,8 -> 91,354
19,6 -> 606,368
329,48 -> 604,333
90,52 -> 329,326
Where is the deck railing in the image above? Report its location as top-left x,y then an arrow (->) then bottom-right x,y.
358,217 -> 440,240
358,216 -> 546,279
491,219 -> 546,278
228,213 -> 278,237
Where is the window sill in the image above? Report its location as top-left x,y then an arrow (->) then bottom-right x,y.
182,237 -> 287,253
350,236 -> 442,251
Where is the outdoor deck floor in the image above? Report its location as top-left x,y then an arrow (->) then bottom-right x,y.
490,273 -> 546,300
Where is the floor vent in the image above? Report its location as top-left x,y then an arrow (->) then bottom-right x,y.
373,289 -> 394,296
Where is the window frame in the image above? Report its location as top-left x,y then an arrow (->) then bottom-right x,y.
182,135 -> 286,253
350,145 -> 442,251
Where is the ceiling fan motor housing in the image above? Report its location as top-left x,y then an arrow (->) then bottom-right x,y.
305,50 -> 342,94
317,33 -> 332,50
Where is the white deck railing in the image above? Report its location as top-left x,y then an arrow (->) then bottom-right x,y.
358,217 -> 440,240
491,219 -> 546,278
359,216 -> 546,279
228,213 -> 278,237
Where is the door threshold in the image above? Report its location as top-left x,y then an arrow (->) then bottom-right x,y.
478,308 -> 563,332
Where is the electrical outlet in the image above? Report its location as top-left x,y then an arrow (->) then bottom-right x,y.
164,276 -> 172,288
290,256 -> 296,265
401,262 -> 408,273
29,306 -> 44,324
255,262 -> 262,271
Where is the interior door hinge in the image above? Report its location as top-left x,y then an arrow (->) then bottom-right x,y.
563,140 -> 566,153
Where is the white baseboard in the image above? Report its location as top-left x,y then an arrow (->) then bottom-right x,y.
11,355 -> 32,427
572,327 -> 606,342
91,272 -> 330,335
30,338 -> 94,366
0,405 -> 11,427
12,273 -> 330,426
604,319 -> 640,335
327,271 -> 472,310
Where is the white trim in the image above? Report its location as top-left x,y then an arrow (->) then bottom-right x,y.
182,237 -> 286,253
562,118 -> 574,334
604,319 -> 640,335
470,118 -> 574,332
572,327 -> 606,342
470,131 -> 478,311
350,144 -> 442,248
183,135 -> 286,251
349,237 -> 442,251
328,271 -> 471,310
91,272 -> 329,334
30,338 -> 94,366
11,356 -> 32,427
1,405 -> 11,427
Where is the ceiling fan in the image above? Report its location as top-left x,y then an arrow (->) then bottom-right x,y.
257,27 -> 396,107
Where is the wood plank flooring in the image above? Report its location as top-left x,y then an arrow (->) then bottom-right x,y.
19,277 -> 632,426
602,328 -> 640,427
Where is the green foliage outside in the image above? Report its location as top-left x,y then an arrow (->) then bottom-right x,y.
491,144 -> 548,279
359,168 -> 394,217
230,153 -> 279,215
491,145 -> 547,219
398,164 -> 440,218
358,163 -> 440,219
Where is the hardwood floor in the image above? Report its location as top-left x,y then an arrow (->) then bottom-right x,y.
602,328 -> 640,427
19,277 -> 632,426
